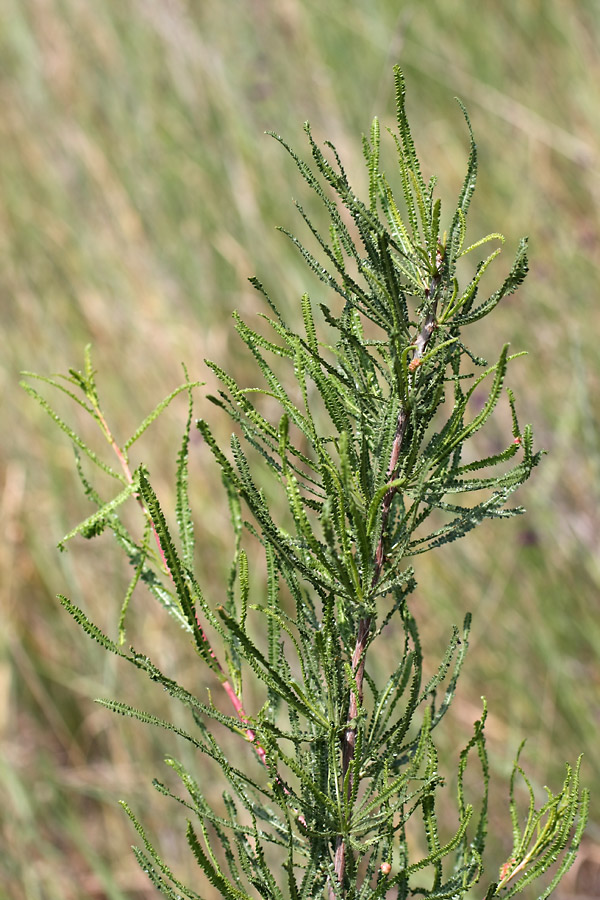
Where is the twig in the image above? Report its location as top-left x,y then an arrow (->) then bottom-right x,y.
96,406 -> 268,761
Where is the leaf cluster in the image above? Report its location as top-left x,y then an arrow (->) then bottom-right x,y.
22,68 -> 587,899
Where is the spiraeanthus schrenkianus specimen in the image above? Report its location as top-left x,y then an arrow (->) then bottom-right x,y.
24,67 -> 588,899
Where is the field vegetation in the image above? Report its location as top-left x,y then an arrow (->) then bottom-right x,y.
1,2 -> 598,897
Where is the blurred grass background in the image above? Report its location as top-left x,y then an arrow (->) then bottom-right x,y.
1,1 -> 599,897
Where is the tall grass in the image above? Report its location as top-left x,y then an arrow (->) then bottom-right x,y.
1,2 -> 598,896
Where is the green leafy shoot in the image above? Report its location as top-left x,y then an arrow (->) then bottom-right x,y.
29,69 -> 587,900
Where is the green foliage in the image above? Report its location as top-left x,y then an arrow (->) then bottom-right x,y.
23,69 -> 587,898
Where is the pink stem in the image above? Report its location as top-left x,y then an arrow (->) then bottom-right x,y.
97,407 -> 270,765
331,297 -> 441,895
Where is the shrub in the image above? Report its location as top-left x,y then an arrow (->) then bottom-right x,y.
24,67 -> 587,899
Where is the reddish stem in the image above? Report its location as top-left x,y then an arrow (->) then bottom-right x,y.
97,406 -> 269,764
332,300 -> 440,895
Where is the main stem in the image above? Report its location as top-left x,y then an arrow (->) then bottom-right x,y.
331,411 -> 408,893
331,294 -> 439,896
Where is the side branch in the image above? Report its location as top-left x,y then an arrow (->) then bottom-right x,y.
99,408 -> 269,764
